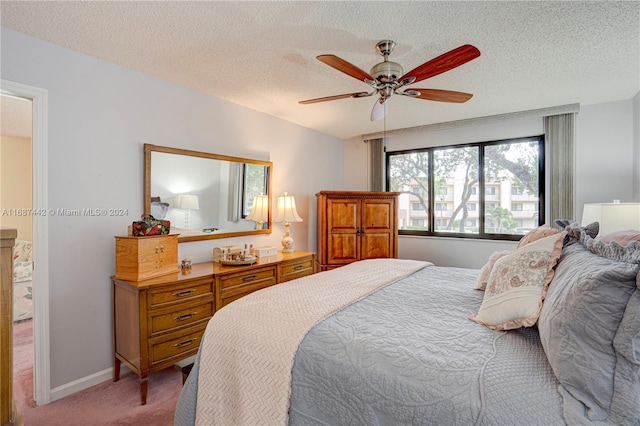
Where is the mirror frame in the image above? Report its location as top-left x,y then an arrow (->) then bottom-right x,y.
144,144 -> 272,242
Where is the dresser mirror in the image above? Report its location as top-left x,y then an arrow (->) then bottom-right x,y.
144,144 -> 272,242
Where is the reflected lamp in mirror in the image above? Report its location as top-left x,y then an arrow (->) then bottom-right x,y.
246,194 -> 269,230
581,202 -> 640,236
274,192 -> 303,253
178,195 -> 199,229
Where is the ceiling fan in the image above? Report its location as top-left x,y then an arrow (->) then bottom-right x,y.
299,40 -> 481,121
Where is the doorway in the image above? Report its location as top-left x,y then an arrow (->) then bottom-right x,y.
1,80 -> 50,406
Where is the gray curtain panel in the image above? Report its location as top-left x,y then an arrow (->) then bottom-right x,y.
545,113 -> 576,224
366,138 -> 385,191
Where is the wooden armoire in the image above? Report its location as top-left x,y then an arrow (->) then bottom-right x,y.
316,191 -> 399,271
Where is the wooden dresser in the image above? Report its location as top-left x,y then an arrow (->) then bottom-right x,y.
112,251 -> 316,405
317,191 -> 399,271
1,228 -> 21,426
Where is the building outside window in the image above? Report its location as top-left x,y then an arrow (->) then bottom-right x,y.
387,136 -> 544,240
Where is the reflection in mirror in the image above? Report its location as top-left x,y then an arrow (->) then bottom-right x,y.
144,144 -> 272,242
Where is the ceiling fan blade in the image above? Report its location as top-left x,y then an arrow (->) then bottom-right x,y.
404,89 -> 473,103
317,55 -> 375,83
399,44 -> 480,85
371,98 -> 390,121
299,92 -> 373,104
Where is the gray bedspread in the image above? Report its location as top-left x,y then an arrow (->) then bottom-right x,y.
175,265 -> 564,426
289,266 -> 564,426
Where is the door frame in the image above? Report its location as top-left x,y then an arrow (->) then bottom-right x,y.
1,79 -> 50,405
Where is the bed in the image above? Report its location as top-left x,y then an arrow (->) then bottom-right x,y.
174,222 -> 640,426
13,240 -> 33,322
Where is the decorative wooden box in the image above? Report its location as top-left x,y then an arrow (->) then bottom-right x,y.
114,234 -> 179,281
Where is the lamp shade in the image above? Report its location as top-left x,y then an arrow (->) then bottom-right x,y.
178,194 -> 199,210
581,202 -> 640,236
274,192 -> 303,224
246,194 -> 269,223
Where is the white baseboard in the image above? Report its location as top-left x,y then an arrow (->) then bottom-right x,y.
49,365 -> 131,402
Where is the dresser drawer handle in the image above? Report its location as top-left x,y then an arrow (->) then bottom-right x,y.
174,312 -> 197,321
173,289 -> 196,297
155,245 -> 165,253
242,275 -> 257,282
293,265 -> 303,270
173,338 -> 197,348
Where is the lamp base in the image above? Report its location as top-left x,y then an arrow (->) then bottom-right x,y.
281,222 -> 294,253
281,234 -> 294,253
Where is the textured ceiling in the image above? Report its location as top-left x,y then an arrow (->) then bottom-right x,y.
1,1 -> 639,140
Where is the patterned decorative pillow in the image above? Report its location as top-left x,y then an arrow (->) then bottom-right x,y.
538,229 -> 640,424
516,224 -> 559,249
475,250 -> 512,290
470,232 -> 566,330
13,240 -> 32,262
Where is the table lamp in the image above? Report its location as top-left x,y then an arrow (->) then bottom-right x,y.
246,194 -> 269,230
581,201 -> 640,236
178,194 -> 199,229
274,192 -> 303,253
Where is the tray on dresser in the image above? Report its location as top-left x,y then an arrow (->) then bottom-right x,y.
221,258 -> 257,266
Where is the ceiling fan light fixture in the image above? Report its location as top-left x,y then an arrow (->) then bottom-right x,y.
371,98 -> 389,121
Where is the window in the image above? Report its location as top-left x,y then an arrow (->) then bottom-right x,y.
242,163 -> 270,217
412,203 -> 425,211
386,136 -> 544,240
412,219 -> 425,227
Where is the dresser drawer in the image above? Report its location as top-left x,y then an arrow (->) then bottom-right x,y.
149,300 -> 213,336
148,278 -> 214,309
149,326 -> 205,366
218,265 -> 277,308
280,256 -> 315,282
219,265 -> 277,290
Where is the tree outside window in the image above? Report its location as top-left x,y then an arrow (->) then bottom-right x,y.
386,136 -> 543,240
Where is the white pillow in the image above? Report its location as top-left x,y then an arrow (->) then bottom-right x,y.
475,250 -> 512,290
469,231 -> 566,330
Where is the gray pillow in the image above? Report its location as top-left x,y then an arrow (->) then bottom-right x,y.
554,219 -> 599,247
538,231 -> 640,424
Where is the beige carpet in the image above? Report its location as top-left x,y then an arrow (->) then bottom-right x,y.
13,320 -> 183,425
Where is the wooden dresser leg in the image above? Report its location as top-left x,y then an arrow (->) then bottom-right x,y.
139,376 -> 149,405
113,358 -> 121,382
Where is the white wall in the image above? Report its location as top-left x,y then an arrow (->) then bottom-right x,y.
1,27 -> 344,393
575,99 -> 636,208
344,99 -> 638,268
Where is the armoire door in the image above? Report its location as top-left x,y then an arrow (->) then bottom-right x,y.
360,198 -> 397,260
325,197 -> 360,266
